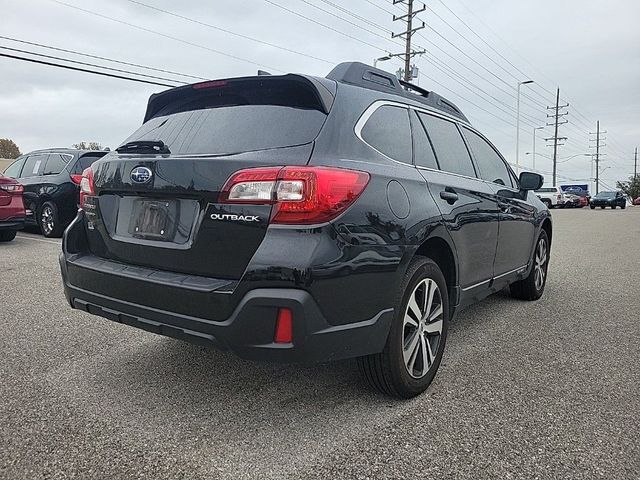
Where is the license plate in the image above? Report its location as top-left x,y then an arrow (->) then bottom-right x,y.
128,199 -> 178,241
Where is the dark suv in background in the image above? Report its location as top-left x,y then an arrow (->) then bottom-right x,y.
3,149 -> 107,237
590,191 -> 627,209
59,62 -> 552,398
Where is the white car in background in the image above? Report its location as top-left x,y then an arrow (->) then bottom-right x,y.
535,186 -> 567,208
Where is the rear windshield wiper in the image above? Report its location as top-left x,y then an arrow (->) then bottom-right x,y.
116,140 -> 171,154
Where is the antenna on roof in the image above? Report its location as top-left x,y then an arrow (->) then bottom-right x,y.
257,70 -> 272,76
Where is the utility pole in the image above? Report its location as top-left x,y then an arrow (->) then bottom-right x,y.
392,1 -> 426,82
532,126 -> 544,172
589,121 -> 607,195
635,147 -> 638,180
545,88 -> 569,187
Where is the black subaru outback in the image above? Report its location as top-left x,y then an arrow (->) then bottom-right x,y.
60,62 -> 551,398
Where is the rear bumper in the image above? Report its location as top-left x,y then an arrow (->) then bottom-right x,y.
0,217 -> 25,230
59,213 -> 397,364
59,253 -> 393,364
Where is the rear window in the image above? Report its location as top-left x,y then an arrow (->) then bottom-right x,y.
3,158 -> 25,178
71,154 -> 103,175
536,188 -> 557,193
122,105 -> 326,156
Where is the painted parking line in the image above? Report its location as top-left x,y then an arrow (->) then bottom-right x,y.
16,234 -> 61,246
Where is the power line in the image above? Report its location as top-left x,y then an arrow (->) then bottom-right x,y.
125,0 -> 334,64
446,0 -> 633,162
49,0 -> 283,73
0,45 -> 189,85
0,35 -> 208,81
0,52 -> 177,87
316,0 -> 393,33
422,52 -> 541,128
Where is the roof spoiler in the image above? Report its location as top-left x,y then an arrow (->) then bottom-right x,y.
143,74 -> 336,123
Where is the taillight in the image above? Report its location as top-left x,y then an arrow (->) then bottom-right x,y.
192,80 -> 228,90
70,174 -> 83,185
0,183 -> 24,194
219,166 -> 370,225
557,194 -> 562,200
79,167 -> 95,210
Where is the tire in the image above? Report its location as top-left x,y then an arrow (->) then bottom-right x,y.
510,229 -> 550,301
590,205 -> 595,210
621,203 -> 626,210
600,206 -> 605,209
39,202 -> 64,238
358,257 -> 449,399
0,230 -> 17,242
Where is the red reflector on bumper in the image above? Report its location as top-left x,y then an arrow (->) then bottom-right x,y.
274,308 -> 293,344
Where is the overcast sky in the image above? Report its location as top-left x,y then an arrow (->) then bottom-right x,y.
1,0 -> 638,189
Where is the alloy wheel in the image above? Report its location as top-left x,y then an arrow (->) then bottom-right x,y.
534,237 -> 548,291
41,206 -> 55,235
402,278 -> 444,379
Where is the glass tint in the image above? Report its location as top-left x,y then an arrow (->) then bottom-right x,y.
72,154 -> 101,175
43,154 -> 71,175
462,128 -> 513,187
418,112 -> 476,178
21,154 -> 47,178
3,158 -> 25,178
122,105 -> 326,156
412,111 -> 438,169
361,105 -> 412,164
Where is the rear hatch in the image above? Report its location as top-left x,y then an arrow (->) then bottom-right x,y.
84,75 -> 335,279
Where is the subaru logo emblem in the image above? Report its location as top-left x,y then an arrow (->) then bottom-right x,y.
131,166 -> 152,184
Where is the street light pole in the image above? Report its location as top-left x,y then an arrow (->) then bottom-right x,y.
516,80 -> 534,175
373,55 -> 391,68
532,126 -> 544,171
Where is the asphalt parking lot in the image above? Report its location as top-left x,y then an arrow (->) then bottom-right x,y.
1,208 -> 638,479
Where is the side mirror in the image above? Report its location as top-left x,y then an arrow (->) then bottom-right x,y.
519,172 -> 544,191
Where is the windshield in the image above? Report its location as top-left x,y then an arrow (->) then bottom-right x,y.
595,192 -> 616,198
121,105 -> 326,156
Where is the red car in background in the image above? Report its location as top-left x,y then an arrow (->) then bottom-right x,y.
0,174 -> 25,242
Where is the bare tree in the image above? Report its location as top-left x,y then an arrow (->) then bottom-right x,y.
73,141 -> 104,150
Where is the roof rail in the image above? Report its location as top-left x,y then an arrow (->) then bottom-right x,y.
326,62 -> 468,123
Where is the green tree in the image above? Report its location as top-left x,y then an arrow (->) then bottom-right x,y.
616,176 -> 640,200
73,141 -> 104,150
0,138 -> 21,159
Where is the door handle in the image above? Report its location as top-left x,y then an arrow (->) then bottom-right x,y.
440,190 -> 459,204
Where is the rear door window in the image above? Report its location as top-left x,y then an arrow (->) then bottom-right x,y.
411,110 -> 438,169
21,154 -> 48,178
462,128 -> 513,187
43,154 -> 72,175
3,157 -> 25,178
360,105 -> 412,164
418,112 -> 476,178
